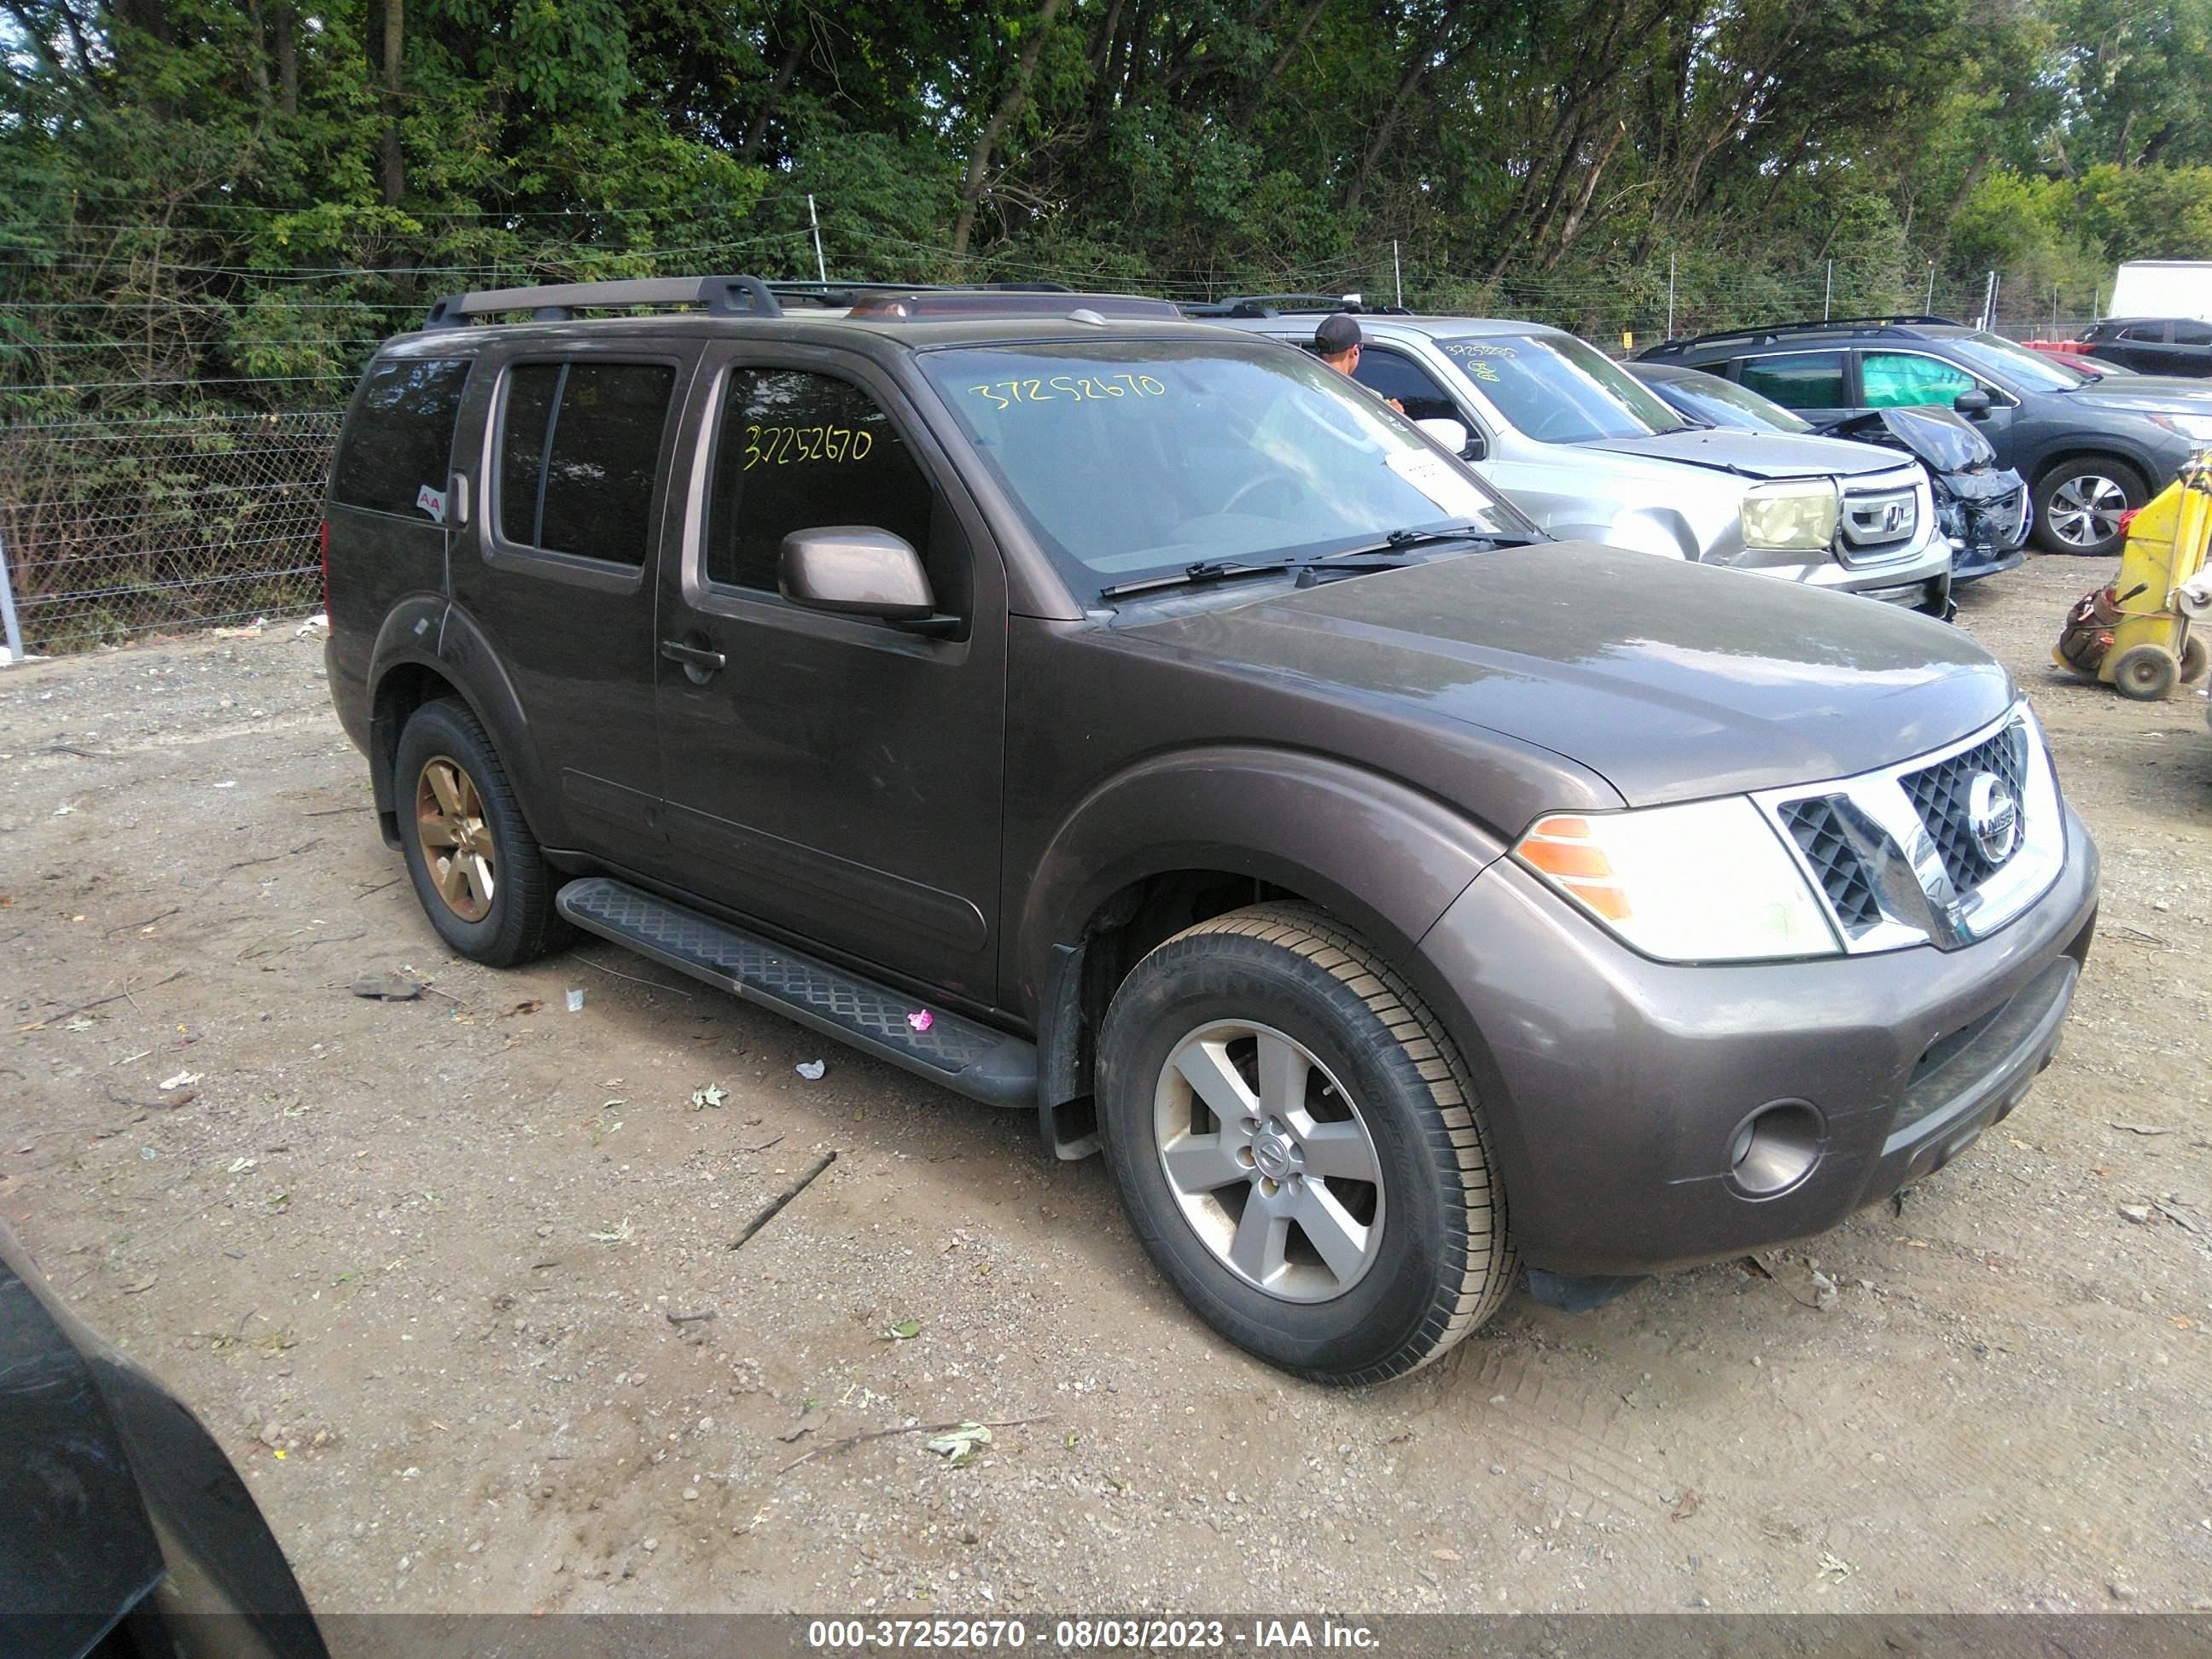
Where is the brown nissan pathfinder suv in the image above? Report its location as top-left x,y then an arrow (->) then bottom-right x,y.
323,276 -> 2099,1383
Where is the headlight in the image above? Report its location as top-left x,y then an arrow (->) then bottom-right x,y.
1740,481 -> 1840,551
1514,798 -> 1842,963
2147,412 -> 2212,440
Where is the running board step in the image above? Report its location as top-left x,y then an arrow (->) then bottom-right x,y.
556,877 -> 1034,1110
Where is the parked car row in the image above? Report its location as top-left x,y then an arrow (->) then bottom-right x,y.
1185,300 -> 1956,614
1638,315 -> 2212,556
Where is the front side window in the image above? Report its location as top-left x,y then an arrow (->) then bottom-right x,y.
2117,323 -> 2166,342
916,340 -> 1528,598
1435,333 -> 1685,442
1860,352 -> 1980,410
333,357 -> 471,519
705,369 -> 940,595
1738,352 -> 1848,410
497,361 -> 676,565
1351,348 -> 1461,424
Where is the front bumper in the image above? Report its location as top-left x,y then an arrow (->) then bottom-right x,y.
1725,535 -> 1954,614
1417,806 -> 2099,1275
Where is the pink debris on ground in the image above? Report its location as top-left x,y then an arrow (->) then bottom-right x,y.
907,1010 -> 934,1032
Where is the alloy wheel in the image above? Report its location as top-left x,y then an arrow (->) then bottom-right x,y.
1152,1020 -> 1385,1302
414,755 -> 497,923
2047,473 -> 2128,550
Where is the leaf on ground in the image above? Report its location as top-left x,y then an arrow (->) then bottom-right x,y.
924,1422 -> 992,1464
883,1318 -> 922,1340
689,1084 -> 729,1110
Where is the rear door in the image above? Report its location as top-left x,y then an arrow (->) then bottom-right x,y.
1732,350 -> 1853,425
2168,318 -> 2212,375
650,346 -> 1008,1004
449,341 -> 695,860
2107,322 -> 2170,373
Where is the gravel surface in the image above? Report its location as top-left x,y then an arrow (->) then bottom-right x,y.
1,559 -> 2208,1628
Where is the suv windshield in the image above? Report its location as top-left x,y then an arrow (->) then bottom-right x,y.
1949,332 -> 2085,393
1436,333 -> 1690,443
917,341 -> 1529,596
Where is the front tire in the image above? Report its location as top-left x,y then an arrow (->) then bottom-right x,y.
393,698 -> 569,966
2033,459 -> 2144,556
1097,905 -> 1516,1384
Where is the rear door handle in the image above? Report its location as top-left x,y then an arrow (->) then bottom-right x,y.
660,638 -> 726,682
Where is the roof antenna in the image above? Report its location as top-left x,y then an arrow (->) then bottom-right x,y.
1068,307 -> 1108,327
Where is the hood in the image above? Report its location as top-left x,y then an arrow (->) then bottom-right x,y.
1819,407 -> 1996,474
1120,544 -> 2012,806
1586,426 -> 1908,481
2064,374 -> 2212,414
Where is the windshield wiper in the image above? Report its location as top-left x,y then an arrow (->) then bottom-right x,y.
1095,527 -> 1516,602
1097,559 -> 1304,600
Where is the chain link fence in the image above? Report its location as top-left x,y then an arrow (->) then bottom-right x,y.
0,257 -> 2121,659
0,410 -> 338,656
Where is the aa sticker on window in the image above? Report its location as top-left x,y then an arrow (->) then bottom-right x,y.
416,483 -> 447,524
1384,449 -> 1489,519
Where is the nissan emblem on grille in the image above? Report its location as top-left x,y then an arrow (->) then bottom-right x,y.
1966,773 -> 2020,864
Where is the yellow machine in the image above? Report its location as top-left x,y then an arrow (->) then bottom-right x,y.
2054,453 -> 2212,700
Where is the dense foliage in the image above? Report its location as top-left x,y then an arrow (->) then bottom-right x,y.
6,0 -> 2212,416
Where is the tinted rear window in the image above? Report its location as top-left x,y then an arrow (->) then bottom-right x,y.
332,358 -> 471,519
1738,352 -> 1847,409
497,361 -> 676,565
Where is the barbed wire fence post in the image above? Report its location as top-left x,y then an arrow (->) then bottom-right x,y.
0,521 -> 26,666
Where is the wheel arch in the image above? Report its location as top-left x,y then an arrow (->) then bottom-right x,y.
2028,445 -> 2155,492
1020,746 -> 1510,1158
367,602 -> 561,852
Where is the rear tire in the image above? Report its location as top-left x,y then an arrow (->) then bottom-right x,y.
393,698 -> 570,966
2032,459 -> 2144,557
1096,904 -> 1516,1384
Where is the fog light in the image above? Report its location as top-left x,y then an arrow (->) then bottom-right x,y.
1727,1101 -> 1823,1197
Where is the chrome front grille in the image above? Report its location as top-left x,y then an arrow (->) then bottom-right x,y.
1836,470 -> 1928,565
1756,706 -> 2064,955
1899,722 -> 2029,893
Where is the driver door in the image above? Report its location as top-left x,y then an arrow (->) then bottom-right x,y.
652,348 -> 1009,1004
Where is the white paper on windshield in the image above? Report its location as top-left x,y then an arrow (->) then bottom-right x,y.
1383,448 -> 1490,520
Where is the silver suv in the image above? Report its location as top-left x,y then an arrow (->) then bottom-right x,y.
1196,305 -> 1954,614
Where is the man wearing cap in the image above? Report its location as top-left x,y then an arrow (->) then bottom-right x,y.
1314,312 -> 1403,411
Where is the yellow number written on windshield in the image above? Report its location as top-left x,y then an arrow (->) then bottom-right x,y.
966,373 -> 1167,410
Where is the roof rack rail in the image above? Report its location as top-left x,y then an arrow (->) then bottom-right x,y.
1641,313 -> 1966,357
842,289 -> 1180,320
422,274 -> 783,329
1179,294 -> 1415,319
762,279 -> 1075,310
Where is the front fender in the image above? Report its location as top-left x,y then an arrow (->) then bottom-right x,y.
1017,745 -> 1510,1016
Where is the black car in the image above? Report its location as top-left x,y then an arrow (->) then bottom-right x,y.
1639,316 -> 2212,556
0,1223 -> 327,1659
1627,361 -> 2028,585
2075,317 -> 2212,377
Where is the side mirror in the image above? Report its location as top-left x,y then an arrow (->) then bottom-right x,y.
1416,416 -> 1473,458
780,527 -> 936,620
1953,389 -> 1992,418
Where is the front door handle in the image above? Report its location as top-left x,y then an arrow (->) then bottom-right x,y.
660,637 -> 726,684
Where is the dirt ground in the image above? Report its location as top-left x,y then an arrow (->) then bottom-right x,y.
2,557 -> 2209,1629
